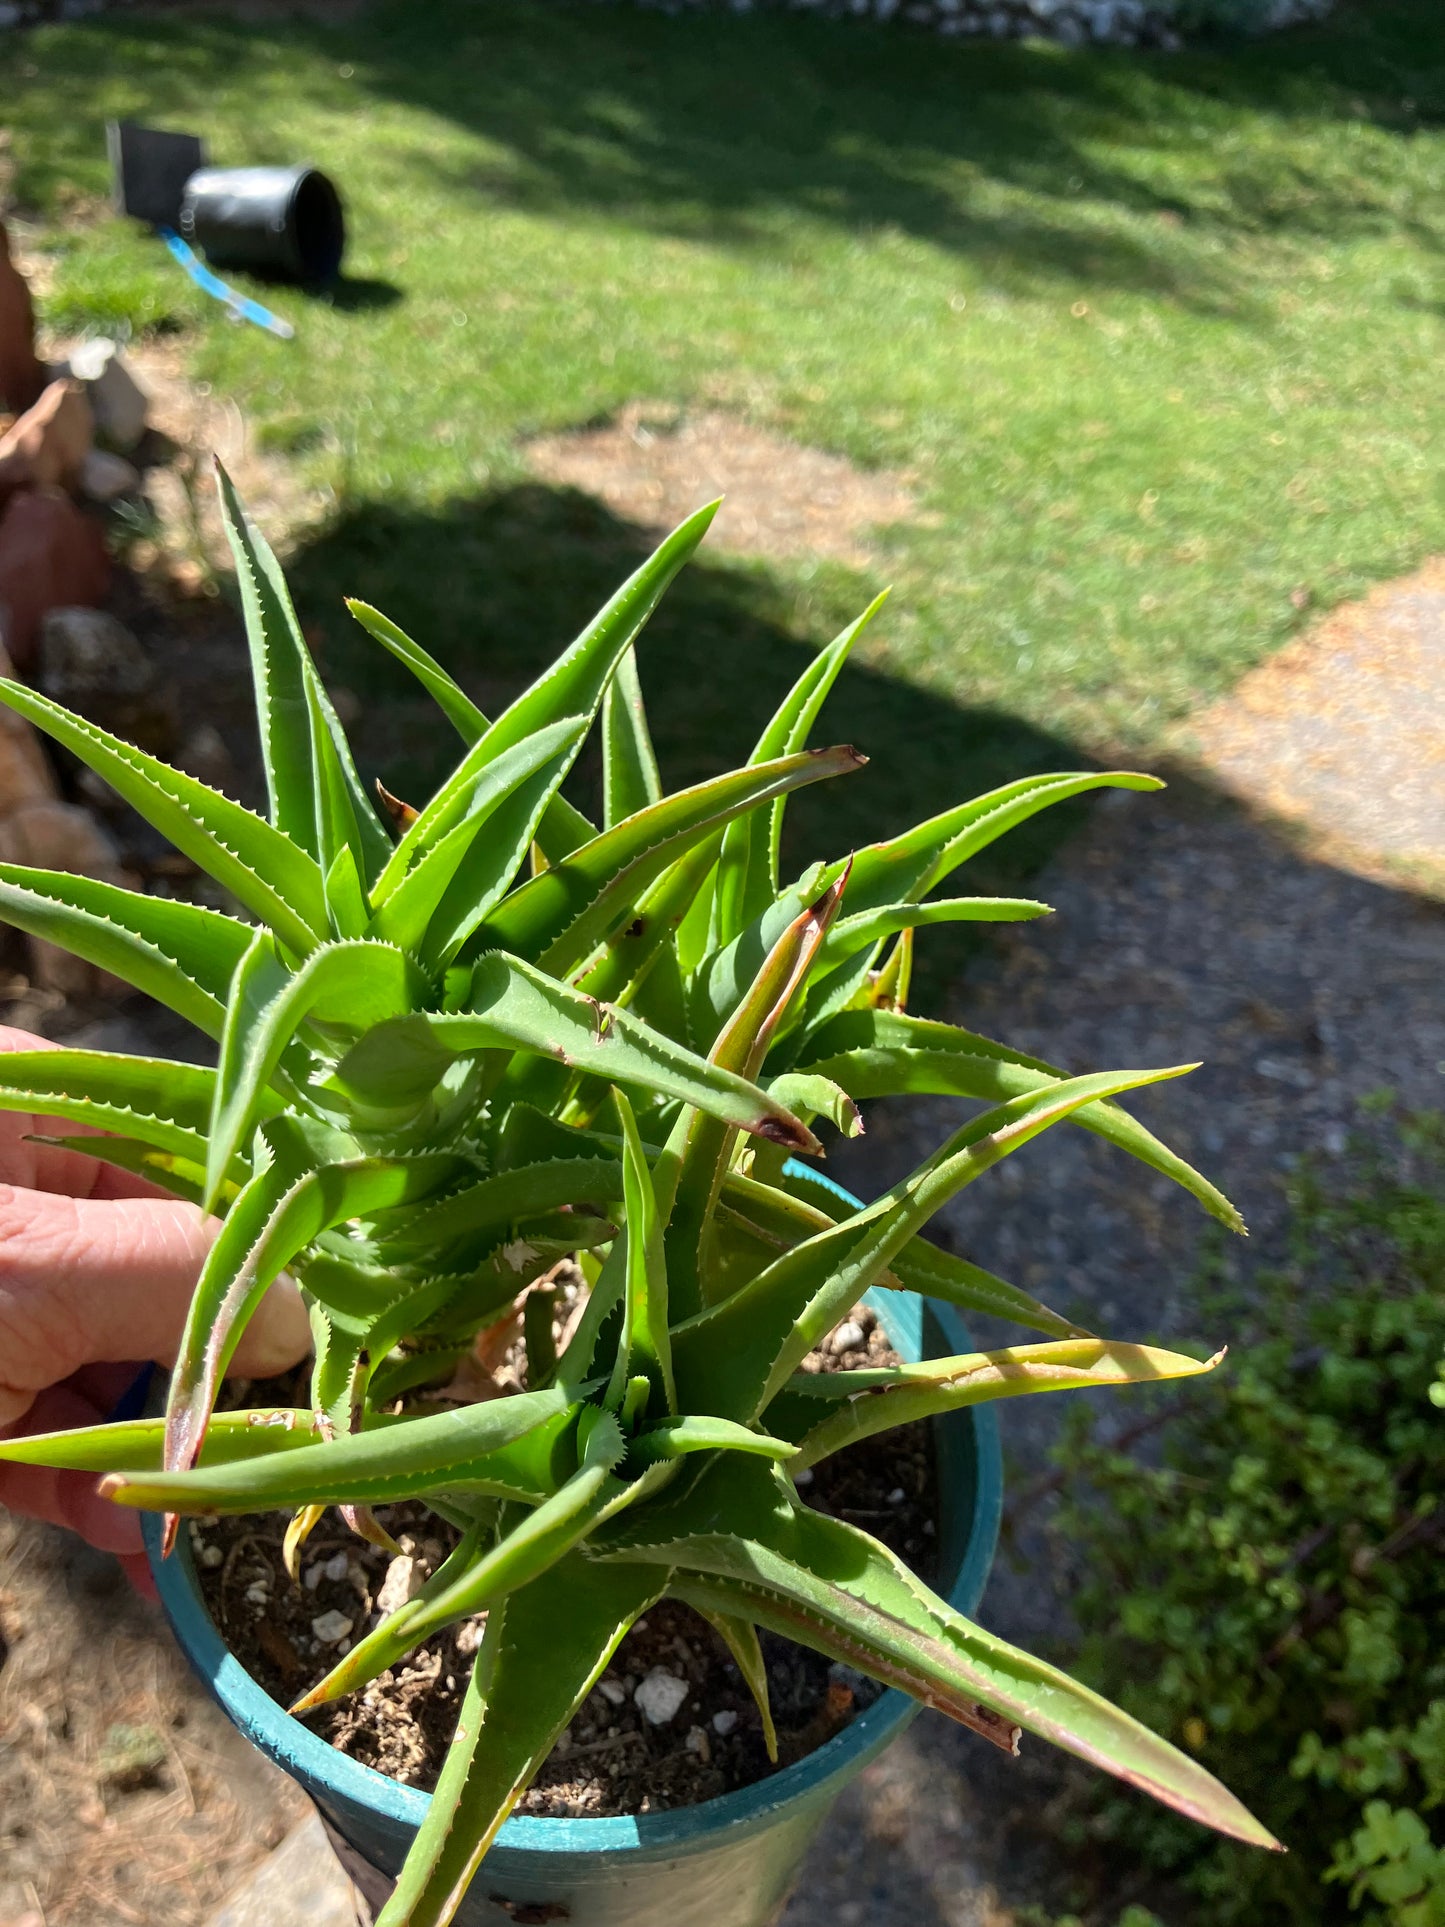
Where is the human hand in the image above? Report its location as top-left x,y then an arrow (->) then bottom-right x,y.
0,1026 -> 310,1585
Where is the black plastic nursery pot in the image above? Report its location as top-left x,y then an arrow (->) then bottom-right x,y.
179,164 -> 346,282
144,1180 -> 1002,1927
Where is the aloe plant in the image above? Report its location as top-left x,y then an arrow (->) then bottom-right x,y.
0,469 -> 1276,1924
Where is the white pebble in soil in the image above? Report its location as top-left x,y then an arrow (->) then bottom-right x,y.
375,1554 -> 422,1616
456,1616 -> 486,1656
712,1709 -> 739,1737
199,1543 -> 223,1569
303,1564 -> 326,1592
243,1582 -> 269,1606
829,1321 -> 866,1354
634,1668 -> 690,1726
322,1550 -> 350,1582
597,1679 -> 628,1707
887,1487 -> 906,1505
312,1609 -> 355,1646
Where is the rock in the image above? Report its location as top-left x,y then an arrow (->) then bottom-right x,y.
0,797 -> 122,875
37,605 -> 178,756
310,1609 -> 354,1646
0,638 -> 58,815
0,799 -> 127,992
634,1667 -> 689,1726
0,221 -> 45,417
829,1319 -> 866,1354
0,379 -> 94,495
199,1544 -> 224,1569
0,489 -> 110,672
374,1554 -> 422,1616
175,722 -> 236,792
77,447 -> 140,504
597,1679 -> 627,1707
60,338 -> 148,452
712,1708 -> 739,1736
455,1616 -> 486,1656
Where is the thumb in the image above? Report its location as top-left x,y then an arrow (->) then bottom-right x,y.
0,1185 -> 311,1428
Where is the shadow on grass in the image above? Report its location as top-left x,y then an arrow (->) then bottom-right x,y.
7,0 -> 1442,315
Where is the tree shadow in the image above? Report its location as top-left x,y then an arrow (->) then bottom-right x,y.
12,0 -> 1442,318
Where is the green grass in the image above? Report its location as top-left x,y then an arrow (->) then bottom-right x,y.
5,0 -> 1444,880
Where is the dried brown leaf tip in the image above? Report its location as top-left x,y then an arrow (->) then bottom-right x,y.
375,779 -> 420,833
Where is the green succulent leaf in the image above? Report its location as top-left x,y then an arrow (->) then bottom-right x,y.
604,1090 -> 676,1416
819,895 -> 1053,970
372,1156 -> 623,1259
0,1049 -> 236,1165
693,1606 -> 778,1761
334,953 -> 820,1154
629,1414 -> 797,1466
723,1171 -> 1085,1339
0,679 -> 329,954
219,463 -> 389,885
763,1073 -> 863,1139
344,599 -> 598,862
602,643 -> 662,830
842,770 -> 1164,920
35,1133 -> 212,1206
295,1412 -> 630,1715
0,1406 -> 327,1472
667,869 -> 848,1319
0,865 -> 252,1039
795,1007 -> 1244,1232
674,1065 -> 1194,1421
371,717 -> 589,968
345,599 -> 490,743
206,935 -> 430,1207
472,745 -> 867,981
137,1387 -> 582,1513
166,1149 -> 462,1475
780,1339 -> 1224,1467
597,1457 -> 1279,1852
711,593 -> 885,946
375,1557 -> 668,1927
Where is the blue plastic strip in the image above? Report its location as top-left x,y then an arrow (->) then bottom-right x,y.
158,226 -> 295,339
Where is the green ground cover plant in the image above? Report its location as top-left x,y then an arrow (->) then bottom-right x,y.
4,0 -> 1443,875
0,476 -> 1275,1923
1051,1109 -> 1445,1925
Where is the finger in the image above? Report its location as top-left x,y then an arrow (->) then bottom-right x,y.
0,1187 -> 312,1425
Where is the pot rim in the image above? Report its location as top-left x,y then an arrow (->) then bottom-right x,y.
143,1168 -> 1002,1857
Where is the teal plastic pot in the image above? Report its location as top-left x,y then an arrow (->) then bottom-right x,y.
143,1176 -> 1001,1927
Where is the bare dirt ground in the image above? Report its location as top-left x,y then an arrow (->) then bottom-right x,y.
0,1512 -> 306,1927
525,401 -> 916,568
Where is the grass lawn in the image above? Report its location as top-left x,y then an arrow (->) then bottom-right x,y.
3,0 -> 1443,881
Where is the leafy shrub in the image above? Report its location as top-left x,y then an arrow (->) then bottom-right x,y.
1053,1111 -> 1445,1925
